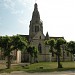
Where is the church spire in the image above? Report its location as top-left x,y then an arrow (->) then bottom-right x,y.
45,32 -> 49,40
29,3 -> 43,39
34,3 -> 38,10
32,3 -> 40,22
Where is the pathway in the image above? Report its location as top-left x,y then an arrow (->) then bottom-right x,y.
0,71 -> 75,75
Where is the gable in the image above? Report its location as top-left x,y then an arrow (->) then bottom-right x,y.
33,31 -> 45,40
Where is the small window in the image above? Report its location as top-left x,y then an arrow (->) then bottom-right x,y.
38,43 -> 42,53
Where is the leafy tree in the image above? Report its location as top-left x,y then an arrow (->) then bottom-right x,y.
33,46 -> 38,63
45,38 -> 66,68
55,38 -> 66,68
0,36 -> 12,69
27,46 -> 34,63
0,35 -> 27,69
67,41 -> 75,61
68,41 -> 75,54
48,39 -> 56,56
44,40 -> 48,45
12,35 -> 27,50
27,46 -> 38,63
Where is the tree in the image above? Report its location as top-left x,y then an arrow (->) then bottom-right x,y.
55,38 -> 66,68
45,38 -> 66,68
67,41 -> 75,61
27,46 -> 38,63
12,35 -> 27,51
68,41 -> 75,54
33,46 -> 38,63
48,39 -> 56,56
27,46 -> 34,63
0,35 -> 27,69
0,36 -> 12,69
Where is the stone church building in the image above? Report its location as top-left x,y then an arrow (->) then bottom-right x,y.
0,3 -> 72,63
20,3 -> 72,63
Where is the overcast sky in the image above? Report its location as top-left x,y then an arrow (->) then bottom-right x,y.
0,0 -> 75,41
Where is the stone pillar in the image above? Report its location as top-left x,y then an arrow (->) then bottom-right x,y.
17,50 -> 21,63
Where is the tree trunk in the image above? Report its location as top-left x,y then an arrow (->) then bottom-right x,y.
30,55 -> 33,64
71,54 -> 72,61
6,55 -> 11,69
57,55 -> 60,68
63,51 -> 65,62
57,54 -> 62,68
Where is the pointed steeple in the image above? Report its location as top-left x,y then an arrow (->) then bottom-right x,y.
34,3 -> 38,10
45,32 -> 49,40
32,3 -> 40,22
29,3 -> 43,39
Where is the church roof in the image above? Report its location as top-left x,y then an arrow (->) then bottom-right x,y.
19,35 -> 29,41
49,36 -> 64,40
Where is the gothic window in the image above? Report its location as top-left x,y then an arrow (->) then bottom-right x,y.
35,26 -> 39,32
38,43 -> 42,53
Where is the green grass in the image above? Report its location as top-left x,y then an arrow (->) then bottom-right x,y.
25,62 -> 75,72
0,62 -> 75,73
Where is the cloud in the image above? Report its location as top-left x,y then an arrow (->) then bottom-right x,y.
18,0 -> 34,10
18,17 -> 26,26
18,0 -> 34,6
4,0 -> 15,10
3,0 -> 35,15
11,9 -> 24,15
3,0 -> 24,15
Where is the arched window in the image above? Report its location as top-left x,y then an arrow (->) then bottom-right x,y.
38,43 -> 42,53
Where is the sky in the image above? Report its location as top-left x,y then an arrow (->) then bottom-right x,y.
0,0 -> 75,42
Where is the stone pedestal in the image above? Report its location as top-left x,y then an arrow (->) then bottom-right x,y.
17,50 -> 21,63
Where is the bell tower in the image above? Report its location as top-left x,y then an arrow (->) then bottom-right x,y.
29,3 -> 43,40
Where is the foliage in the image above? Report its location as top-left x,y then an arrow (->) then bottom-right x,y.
55,38 -> 66,55
27,46 -> 38,63
27,46 -> 34,57
44,40 -> 48,45
67,41 -> 75,54
0,35 -> 28,69
45,38 -> 66,68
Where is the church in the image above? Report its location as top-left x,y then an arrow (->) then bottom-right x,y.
0,3 -> 72,63
20,3 -> 72,63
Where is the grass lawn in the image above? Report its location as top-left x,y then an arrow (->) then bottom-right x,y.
0,62 -> 75,73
